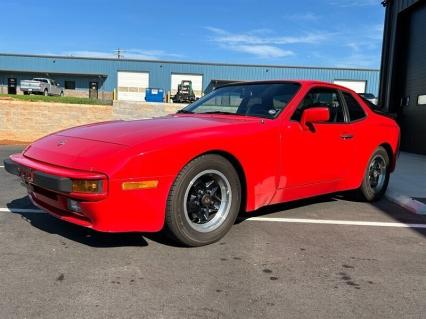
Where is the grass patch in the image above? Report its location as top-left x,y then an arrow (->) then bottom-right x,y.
0,94 -> 112,105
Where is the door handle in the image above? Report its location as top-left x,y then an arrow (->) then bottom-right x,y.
340,134 -> 353,140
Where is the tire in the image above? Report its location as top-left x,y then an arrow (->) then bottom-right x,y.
358,146 -> 390,202
23,92 -> 29,95
44,89 -> 48,96
60,91 -> 64,97
165,154 -> 241,246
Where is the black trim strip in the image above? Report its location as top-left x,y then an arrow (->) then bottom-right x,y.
3,159 -> 20,176
33,171 -> 72,193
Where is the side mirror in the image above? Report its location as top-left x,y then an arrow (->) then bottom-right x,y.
301,107 -> 330,130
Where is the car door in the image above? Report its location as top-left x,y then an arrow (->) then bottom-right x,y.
279,86 -> 354,200
340,90 -> 370,187
50,80 -> 58,95
41,79 -> 49,93
54,81 -> 61,95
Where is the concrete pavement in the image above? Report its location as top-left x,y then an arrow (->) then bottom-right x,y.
387,152 -> 426,214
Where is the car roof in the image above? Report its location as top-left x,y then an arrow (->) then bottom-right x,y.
218,80 -> 355,91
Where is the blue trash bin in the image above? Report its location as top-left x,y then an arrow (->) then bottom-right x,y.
145,88 -> 164,102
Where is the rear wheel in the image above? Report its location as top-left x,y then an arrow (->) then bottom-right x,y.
165,154 -> 241,246
60,91 -> 64,97
358,146 -> 390,202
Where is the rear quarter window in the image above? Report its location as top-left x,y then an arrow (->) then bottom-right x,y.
343,92 -> 366,122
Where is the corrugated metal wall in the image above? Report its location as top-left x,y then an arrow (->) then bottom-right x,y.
379,0 -> 420,110
0,53 -> 380,95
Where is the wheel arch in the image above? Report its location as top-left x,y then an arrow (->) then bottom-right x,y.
193,150 -> 248,213
379,142 -> 396,172
349,142 -> 396,191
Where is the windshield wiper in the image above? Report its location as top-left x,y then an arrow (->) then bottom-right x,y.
176,109 -> 194,114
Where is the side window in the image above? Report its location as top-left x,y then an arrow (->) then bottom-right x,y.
292,88 -> 345,123
343,92 -> 366,121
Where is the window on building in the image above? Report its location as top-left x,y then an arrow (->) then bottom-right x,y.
418,95 -> 426,105
65,81 -> 76,90
343,92 -> 366,121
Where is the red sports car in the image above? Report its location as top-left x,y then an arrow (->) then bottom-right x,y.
4,81 -> 400,246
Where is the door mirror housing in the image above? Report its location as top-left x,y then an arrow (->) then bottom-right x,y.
301,107 -> 330,129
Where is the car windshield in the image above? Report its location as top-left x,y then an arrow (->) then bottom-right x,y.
182,82 -> 301,119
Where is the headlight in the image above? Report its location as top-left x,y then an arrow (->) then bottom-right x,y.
72,180 -> 103,193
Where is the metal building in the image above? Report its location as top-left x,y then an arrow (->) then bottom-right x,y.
0,52 -> 380,102
379,0 -> 426,154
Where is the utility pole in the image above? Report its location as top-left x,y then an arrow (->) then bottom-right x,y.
114,48 -> 123,59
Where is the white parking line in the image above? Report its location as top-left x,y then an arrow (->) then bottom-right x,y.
0,166 -> 4,168
0,208 -> 44,213
1,208 -> 426,229
246,217 -> 426,229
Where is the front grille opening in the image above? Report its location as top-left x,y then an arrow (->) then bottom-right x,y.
32,185 -> 58,200
31,195 -> 91,224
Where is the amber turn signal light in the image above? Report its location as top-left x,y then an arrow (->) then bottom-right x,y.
72,180 -> 102,193
122,180 -> 159,190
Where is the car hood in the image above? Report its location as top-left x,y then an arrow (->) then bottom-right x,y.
54,115 -> 259,146
23,115 -> 261,172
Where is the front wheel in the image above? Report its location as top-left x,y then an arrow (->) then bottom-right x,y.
357,146 -> 390,202
165,154 -> 241,246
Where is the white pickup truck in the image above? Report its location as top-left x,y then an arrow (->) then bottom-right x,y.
20,78 -> 64,96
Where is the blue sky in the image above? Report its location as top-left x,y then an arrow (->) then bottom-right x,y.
0,0 -> 385,68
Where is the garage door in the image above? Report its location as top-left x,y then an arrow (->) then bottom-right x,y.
117,71 -> 149,101
396,1 -> 426,154
333,80 -> 366,93
171,74 -> 203,98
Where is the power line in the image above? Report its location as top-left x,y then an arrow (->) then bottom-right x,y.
114,48 -> 124,59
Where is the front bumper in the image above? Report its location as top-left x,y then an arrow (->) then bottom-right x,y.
4,158 -> 20,176
4,154 -> 174,232
4,158 -> 73,193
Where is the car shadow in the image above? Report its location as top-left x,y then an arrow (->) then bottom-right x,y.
7,191 -> 426,247
7,196 -> 150,248
235,194 -> 338,223
237,191 -> 426,237
337,191 -> 426,227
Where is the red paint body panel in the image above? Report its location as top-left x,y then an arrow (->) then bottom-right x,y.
8,81 -> 400,233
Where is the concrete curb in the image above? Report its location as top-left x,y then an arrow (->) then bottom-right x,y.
385,189 -> 426,215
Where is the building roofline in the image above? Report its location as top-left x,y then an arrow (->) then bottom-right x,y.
0,52 -> 380,72
0,67 -> 107,77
